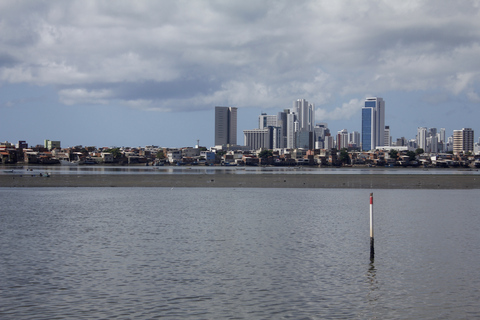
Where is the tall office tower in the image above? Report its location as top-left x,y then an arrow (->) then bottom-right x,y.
215,106 -> 238,146
324,135 -> 335,150
314,123 -> 329,149
271,126 -> 282,149
408,139 -> 417,149
296,130 -> 314,149
361,97 -> 385,151
384,126 -> 391,146
438,128 -> 446,143
286,112 -> 297,149
349,131 -> 361,148
259,113 -> 277,129
426,128 -> 438,153
294,99 -> 315,132
276,110 -> 288,149
337,129 -> 349,149
396,137 -> 407,146
453,128 -> 474,154
417,127 -> 427,151
426,135 -> 438,153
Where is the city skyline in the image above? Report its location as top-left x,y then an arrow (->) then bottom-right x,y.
1,1 -> 480,148
2,97 -> 479,151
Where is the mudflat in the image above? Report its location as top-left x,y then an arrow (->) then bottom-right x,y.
1,173 -> 479,189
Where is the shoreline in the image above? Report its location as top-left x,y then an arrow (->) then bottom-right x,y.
1,173 -> 479,189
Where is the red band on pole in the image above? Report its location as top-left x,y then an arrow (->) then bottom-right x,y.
370,196 -> 373,205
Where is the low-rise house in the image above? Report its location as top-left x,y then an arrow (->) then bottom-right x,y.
101,153 -> 114,163
167,149 -> 182,164
200,151 -> 215,165
0,150 -> 16,164
243,155 -> 259,166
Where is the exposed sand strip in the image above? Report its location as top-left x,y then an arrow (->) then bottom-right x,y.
1,173 -> 479,189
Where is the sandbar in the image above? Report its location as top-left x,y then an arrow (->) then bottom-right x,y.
1,173 -> 479,189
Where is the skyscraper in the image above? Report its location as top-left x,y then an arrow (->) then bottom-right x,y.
384,126 -> 391,147
417,127 -> 427,151
293,99 -> 315,132
453,128 -> 474,154
286,112 -> 297,149
337,129 -> 349,149
215,106 -> 237,146
349,131 -> 361,148
361,97 -> 385,151
259,113 -> 277,129
314,123 -> 329,149
277,110 -> 289,149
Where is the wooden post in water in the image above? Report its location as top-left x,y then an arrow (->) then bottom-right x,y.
370,192 -> 374,259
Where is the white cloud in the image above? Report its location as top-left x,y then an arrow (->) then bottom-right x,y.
316,99 -> 362,121
59,88 -> 112,105
467,90 -> 480,103
1,0 -> 480,112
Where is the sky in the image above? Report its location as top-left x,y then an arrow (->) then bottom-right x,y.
1,0 -> 480,148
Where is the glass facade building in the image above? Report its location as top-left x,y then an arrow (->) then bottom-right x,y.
361,97 -> 385,151
362,108 -> 374,151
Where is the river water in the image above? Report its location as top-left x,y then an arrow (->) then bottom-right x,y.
1,187 -> 479,319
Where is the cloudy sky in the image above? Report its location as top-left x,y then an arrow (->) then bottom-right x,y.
1,0 -> 480,148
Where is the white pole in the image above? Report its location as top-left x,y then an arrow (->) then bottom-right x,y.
370,192 -> 374,259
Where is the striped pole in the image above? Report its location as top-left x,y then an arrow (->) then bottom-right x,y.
370,193 -> 374,260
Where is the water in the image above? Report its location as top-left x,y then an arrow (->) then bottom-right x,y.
1,187 -> 479,319
2,164 -> 480,176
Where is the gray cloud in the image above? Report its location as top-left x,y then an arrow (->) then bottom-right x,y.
1,0 -> 480,118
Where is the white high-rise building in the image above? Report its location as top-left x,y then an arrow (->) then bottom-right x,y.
384,126 -> 391,146
294,99 -> 315,132
244,129 -> 269,150
453,128 -> 474,154
337,129 -> 349,149
324,136 -> 335,150
314,123 -> 329,149
417,127 -> 427,151
349,131 -> 361,148
286,112 -> 297,149
426,135 -> 438,153
361,97 -> 385,151
438,128 -> 445,143
259,113 -> 277,129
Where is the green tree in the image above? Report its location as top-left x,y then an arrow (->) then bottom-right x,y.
215,151 -> 226,163
339,148 -> 349,164
107,148 -> 122,159
388,149 -> 398,160
406,151 -> 416,161
157,150 -> 165,159
258,149 -> 273,159
415,148 -> 424,155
